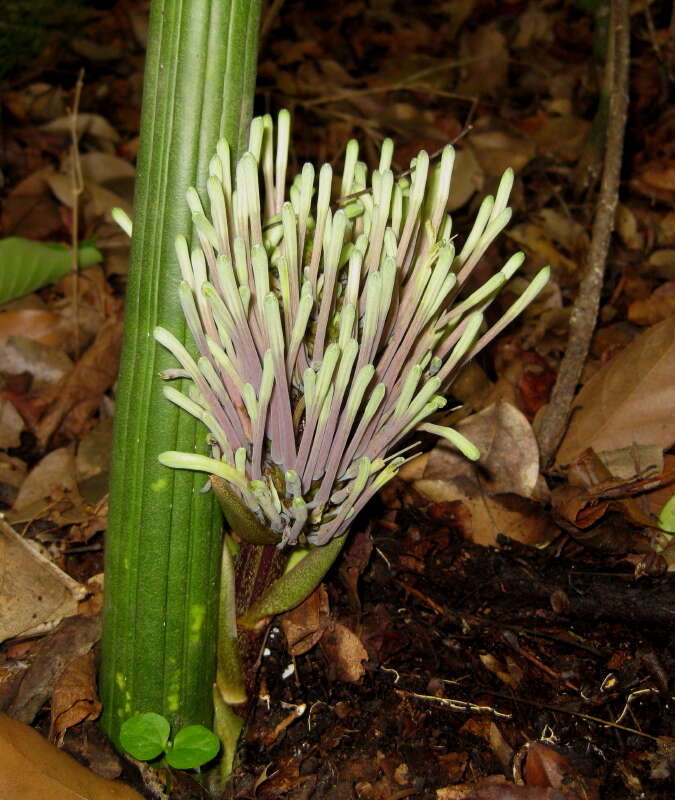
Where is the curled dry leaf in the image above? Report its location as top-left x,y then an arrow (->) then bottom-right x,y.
320,622 -> 368,683
50,649 -> 101,744
281,584 -> 330,657
556,318 -> 675,467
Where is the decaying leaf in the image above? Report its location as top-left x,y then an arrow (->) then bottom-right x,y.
35,318 -> 123,446
281,585 -> 330,656
0,713 -> 141,800
0,396 -> 24,449
0,519 -> 85,642
6,615 -> 101,724
50,649 -> 101,743
557,318 -> 675,466
427,401 -> 543,499
321,622 -> 368,683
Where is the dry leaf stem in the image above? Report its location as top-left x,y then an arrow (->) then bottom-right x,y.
536,0 -> 630,468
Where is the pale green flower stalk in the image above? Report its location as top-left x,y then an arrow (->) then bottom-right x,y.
156,110 -> 549,549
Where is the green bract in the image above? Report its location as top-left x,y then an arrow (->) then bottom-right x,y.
156,110 -> 549,547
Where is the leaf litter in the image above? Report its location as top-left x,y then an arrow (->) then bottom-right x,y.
1,0 -> 674,798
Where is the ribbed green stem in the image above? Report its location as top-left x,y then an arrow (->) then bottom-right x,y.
101,0 -> 261,748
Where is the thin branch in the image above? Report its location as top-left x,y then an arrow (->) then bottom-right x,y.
536,0 -> 630,468
68,68 -> 85,358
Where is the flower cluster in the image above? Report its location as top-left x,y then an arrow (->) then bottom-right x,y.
156,111 -> 549,547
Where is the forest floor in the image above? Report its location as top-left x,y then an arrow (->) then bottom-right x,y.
1,1 -> 674,798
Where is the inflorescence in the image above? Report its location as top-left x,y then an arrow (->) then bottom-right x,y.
156,110 -> 549,547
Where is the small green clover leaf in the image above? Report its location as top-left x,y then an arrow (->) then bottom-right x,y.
165,725 -> 221,769
658,494 -> 675,535
120,712 -> 170,761
120,713 -> 220,770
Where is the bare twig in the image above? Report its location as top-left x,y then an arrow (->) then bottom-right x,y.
68,69 -> 85,358
260,0 -> 285,45
536,0 -> 630,468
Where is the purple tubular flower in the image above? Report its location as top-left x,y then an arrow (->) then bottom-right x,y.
156,110 -> 550,547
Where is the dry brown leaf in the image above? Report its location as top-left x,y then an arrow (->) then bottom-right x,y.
556,318 -> 675,466
76,416 -> 114,480
447,146 -> 484,210
0,335 -> 73,389
414,402 -> 551,546
0,396 -> 24,448
628,281 -> 675,326
470,131 -> 536,177
281,584 -> 330,656
0,519 -> 85,642
507,223 -> 577,276
414,478 -> 552,546
426,401 -> 542,499
12,446 -> 78,511
321,622 -> 368,683
0,310 -> 65,347
36,318 -> 123,446
0,713 -> 141,799
51,650 -> 101,743
615,204 -> 644,250
646,250 -> 675,281
458,26 -> 508,96
6,615 -> 101,724
520,741 -> 594,799
41,113 -> 120,148
0,170 -> 62,240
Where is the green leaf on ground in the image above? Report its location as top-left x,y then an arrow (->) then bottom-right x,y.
119,713 -> 170,762
0,237 -> 102,305
165,725 -> 220,769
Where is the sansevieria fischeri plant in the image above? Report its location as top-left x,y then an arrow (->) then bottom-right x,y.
153,110 -> 549,771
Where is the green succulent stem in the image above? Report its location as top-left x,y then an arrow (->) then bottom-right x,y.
101,0 -> 261,749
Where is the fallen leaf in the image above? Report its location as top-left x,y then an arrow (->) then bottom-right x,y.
556,318 -> 675,466
520,741 -> 595,799
414,478 -> 552,547
321,622 -> 368,683
628,281 -> 675,326
12,446 -> 78,512
6,615 -> 101,723
76,416 -> 115,480
470,131 -> 536,176
281,585 -> 330,656
0,170 -> 63,240
0,395 -> 24,448
41,113 -> 121,148
0,712 -> 141,799
448,147 -> 484,210
458,26 -> 508,96
0,519 -> 85,642
426,401 -> 542,499
0,335 -> 73,389
51,650 -> 101,743
507,223 -> 577,276
36,318 -> 123,446
0,310 -> 65,347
